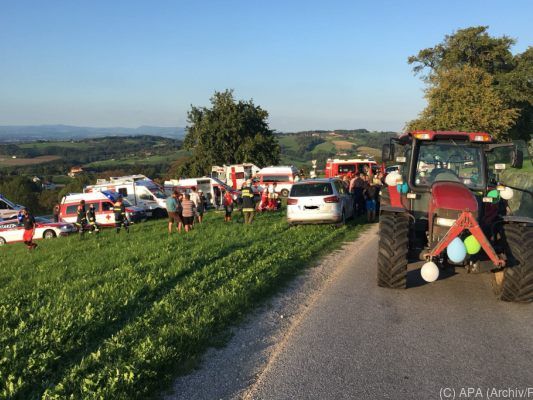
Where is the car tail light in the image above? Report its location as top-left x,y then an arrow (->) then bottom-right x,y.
287,198 -> 298,205
323,195 -> 339,203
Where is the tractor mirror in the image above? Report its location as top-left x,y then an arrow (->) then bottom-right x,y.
382,144 -> 394,161
510,148 -> 523,168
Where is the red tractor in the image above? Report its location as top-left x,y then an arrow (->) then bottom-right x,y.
378,130 -> 532,302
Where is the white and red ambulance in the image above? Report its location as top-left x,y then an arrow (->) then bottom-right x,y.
210,163 -> 260,189
254,166 -> 300,197
0,217 -> 76,246
59,191 -> 146,227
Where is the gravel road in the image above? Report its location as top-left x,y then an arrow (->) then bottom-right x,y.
167,224 -> 533,400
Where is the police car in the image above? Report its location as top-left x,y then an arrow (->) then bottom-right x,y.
0,217 -> 77,246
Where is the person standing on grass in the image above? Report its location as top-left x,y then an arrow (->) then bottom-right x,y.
181,193 -> 196,232
241,181 -> 256,224
196,190 -> 205,223
113,197 -> 129,234
223,190 -> 234,222
189,187 -> 202,224
86,203 -> 100,234
166,191 -> 182,234
76,200 -> 87,237
21,208 -> 37,251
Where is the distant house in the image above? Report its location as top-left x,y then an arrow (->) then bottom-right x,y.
68,166 -> 84,178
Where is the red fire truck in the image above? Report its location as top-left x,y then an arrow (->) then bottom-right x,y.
324,158 -> 378,178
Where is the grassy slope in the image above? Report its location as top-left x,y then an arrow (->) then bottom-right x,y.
84,149 -> 190,168
0,211 -> 367,399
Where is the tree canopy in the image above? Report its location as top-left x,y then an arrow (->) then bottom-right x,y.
407,26 -> 532,141
181,90 -> 280,176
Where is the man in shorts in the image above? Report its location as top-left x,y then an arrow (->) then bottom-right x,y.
22,209 -> 38,250
364,181 -> 379,223
166,191 -> 182,234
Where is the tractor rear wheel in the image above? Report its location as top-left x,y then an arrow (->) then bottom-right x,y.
377,212 -> 409,288
492,223 -> 533,303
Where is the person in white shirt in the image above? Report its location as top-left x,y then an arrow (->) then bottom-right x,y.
189,187 -> 202,224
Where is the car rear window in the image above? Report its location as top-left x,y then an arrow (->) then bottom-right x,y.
290,183 -> 333,197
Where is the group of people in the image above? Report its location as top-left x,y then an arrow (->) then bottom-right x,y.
343,169 -> 384,223
74,198 -> 129,236
166,187 -> 207,233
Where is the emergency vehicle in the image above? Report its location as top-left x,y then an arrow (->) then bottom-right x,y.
59,191 -> 146,227
324,158 -> 378,178
164,177 -> 236,207
255,166 -> 300,197
211,163 -> 261,189
84,175 -> 167,218
0,194 -> 24,220
0,217 -> 76,246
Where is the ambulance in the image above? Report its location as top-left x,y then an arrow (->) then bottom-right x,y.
324,158 -> 378,178
59,191 -> 146,227
0,194 -> 24,220
210,163 -> 260,189
84,175 -> 167,218
0,217 -> 76,246
254,166 -> 300,197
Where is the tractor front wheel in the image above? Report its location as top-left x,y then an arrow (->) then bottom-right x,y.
377,212 -> 409,289
492,223 -> 533,303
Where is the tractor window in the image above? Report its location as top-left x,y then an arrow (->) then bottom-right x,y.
414,142 -> 484,189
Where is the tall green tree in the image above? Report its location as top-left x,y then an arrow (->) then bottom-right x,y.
406,66 -> 519,138
407,26 -> 532,141
182,90 -> 280,175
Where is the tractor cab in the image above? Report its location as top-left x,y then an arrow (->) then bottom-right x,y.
378,131 -> 532,303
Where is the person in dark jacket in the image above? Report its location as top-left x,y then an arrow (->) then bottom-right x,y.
22,208 -> 38,250
113,197 -> 129,233
76,200 -> 87,237
241,181 -> 256,224
86,203 -> 100,234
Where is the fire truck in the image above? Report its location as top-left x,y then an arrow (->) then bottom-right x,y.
325,158 -> 378,178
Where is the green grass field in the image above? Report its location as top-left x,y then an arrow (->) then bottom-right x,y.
84,150 -> 190,168
0,211 -> 367,399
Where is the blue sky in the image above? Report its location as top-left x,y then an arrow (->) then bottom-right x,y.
0,0 -> 531,132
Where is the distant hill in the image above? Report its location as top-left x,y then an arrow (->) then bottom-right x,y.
0,125 -> 186,142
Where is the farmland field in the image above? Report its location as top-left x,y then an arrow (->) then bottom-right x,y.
0,210 -> 367,399
0,155 -> 61,167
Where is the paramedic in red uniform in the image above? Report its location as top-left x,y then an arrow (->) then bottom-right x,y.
22,209 -> 38,250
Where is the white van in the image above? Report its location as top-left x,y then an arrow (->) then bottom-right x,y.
59,191 -> 146,226
0,195 -> 24,220
255,166 -> 300,197
211,163 -> 261,189
84,175 -> 167,218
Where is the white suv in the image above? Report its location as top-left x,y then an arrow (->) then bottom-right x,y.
287,178 -> 354,225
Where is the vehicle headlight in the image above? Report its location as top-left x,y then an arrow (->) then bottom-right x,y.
435,217 -> 456,227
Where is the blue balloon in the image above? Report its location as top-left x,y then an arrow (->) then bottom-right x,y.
447,237 -> 466,263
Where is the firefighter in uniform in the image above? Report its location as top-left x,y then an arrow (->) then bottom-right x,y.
76,200 -> 87,236
113,197 -> 129,233
86,203 -> 100,234
241,181 -> 256,224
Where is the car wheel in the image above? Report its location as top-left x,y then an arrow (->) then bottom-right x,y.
280,189 -> 289,197
0,237 -> 6,246
43,229 -> 56,239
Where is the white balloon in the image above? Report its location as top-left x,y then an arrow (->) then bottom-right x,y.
421,261 -> 439,283
385,171 -> 401,186
500,186 -> 514,200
